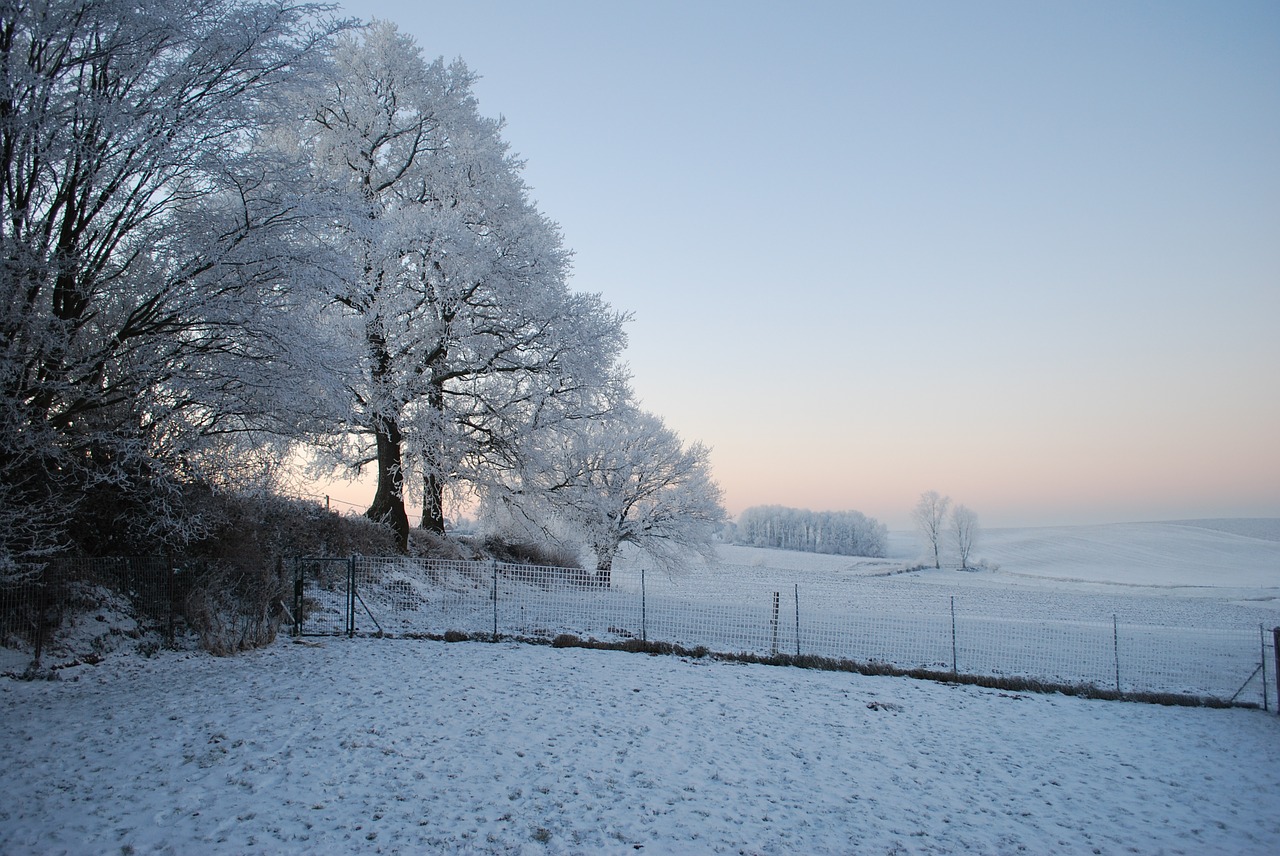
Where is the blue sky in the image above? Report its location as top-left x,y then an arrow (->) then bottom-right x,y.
335,1 -> 1280,529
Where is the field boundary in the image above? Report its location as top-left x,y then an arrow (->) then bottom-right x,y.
293,555 -> 1279,711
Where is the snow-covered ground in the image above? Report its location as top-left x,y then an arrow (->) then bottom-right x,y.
657,520 -> 1280,633
708,518 -> 1280,593
2,519 -> 1279,854
947,518 -> 1280,591
1,639 -> 1278,855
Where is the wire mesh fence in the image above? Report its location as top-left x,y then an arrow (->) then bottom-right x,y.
294,556 -> 1278,709
3,554 -> 1272,709
0,558 -> 181,662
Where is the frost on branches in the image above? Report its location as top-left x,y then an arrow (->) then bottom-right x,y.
0,5 -> 631,568
293,21 -> 627,551
496,407 -> 726,585
0,1 -> 349,568
731,506 -> 888,558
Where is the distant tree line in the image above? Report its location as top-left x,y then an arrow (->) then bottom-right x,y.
730,506 -> 888,558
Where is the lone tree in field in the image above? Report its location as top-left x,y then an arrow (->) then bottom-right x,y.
951,504 -> 979,570
501,407 -> 725,585
913,490 -> 951,569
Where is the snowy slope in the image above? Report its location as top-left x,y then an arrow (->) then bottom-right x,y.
714,519 -> 1280,591
619,521 -> 1280,631
967,519 -> 1280,589
1,640 -> 1278,855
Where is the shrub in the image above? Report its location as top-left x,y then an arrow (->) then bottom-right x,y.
478,538 -> 582,569
182,559 -> 287,656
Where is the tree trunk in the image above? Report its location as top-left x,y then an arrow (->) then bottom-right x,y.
421,471 -> 445,534
366,416 -> 410,553
418,373 -> 448,534
593,543 -> 617,588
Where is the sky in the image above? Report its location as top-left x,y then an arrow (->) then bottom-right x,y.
329,0 -> 1280,530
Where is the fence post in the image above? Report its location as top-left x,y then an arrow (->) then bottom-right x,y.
794,584 -> 800,656
32,571 -> 48,666
1262,625 -> 1269,713
1113,614 -> 1121,696
491,559 -> 499,640
1273,626 -> 1279,715
641,568 -> 647,643
166,556 -> 176,645
347,556 -> 356,637
770,591 -> 780,655
293,559 -> 303,637
950,596 -> 958,676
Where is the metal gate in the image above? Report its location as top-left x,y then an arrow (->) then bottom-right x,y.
293,557 -> 353,636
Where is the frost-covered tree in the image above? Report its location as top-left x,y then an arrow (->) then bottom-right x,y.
295,21 -> 626,550
0,0 -> 347,567
913,490 -> 951,569
499,407 -> 725,585
951,503 -> 979,570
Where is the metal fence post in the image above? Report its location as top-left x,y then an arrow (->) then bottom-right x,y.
641,568 -> 647,643
347,556 -> 356,637
163,555 -> 174,639
491,559 -> 499,640
794,584 -> 800,656
291,559 -> 300,637
32,571 -> 49,666
770,591 -> 780,656
1273,626 -> 1279,715
1262,625 -> 1269,712
951,596 -> 958,676
1113,614 -> 1121,696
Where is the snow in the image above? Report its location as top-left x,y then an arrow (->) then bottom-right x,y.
963,520 -> 1280,590
688,522 -> 1280,627
1,639 -> 1278,855
3,520 -> 1280,854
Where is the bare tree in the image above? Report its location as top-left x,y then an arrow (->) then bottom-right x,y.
951,504 -> 979,570
912,490 -> 951,569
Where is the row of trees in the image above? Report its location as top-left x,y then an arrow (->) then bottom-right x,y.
912,491 -> 979,569
0,2 -> 724,574
729,505 -> 888,558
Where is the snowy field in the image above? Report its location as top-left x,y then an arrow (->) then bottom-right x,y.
1,639 -> 1278,855
685,518 -> 1280,600
279,521 -> 1278,704
2,519 -> 1279,854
